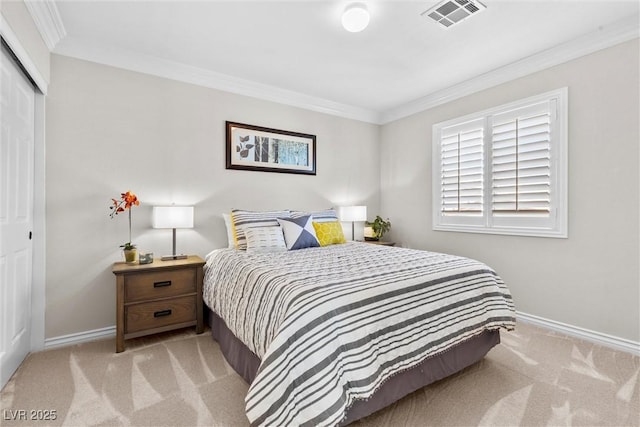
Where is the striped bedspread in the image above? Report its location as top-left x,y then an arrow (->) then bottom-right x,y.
203,242 -> 515,426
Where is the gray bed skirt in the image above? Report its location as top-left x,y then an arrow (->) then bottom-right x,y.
208,309 -> 500,425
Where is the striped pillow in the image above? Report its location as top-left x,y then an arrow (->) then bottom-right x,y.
231,209 -> 291,250
290,208 -> 338,223
245,226 -> 287,253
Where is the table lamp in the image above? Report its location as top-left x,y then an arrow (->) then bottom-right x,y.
152,206 -> 194,260
338,205 -> 367,241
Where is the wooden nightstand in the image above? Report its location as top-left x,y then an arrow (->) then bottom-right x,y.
112,255 -> 205,353
364,240 -> 396,246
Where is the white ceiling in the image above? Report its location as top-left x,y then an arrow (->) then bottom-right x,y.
48,1 -> 639,123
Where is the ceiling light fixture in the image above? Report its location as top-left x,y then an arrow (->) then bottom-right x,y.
342,3 -> 370,33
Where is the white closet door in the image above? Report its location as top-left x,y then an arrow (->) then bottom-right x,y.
1,45 -> 35,389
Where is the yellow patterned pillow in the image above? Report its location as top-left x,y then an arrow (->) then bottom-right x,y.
312,221 -> 347,246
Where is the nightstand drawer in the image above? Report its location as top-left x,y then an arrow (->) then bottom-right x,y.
125,269 -> 196,302
125,295 -> 196,334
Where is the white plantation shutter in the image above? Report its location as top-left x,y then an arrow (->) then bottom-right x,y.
491,102 -> 552,215
441,122 -> 483,214
432,88 -> 567,238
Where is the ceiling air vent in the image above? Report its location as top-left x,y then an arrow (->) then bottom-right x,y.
422,0 -> 486,28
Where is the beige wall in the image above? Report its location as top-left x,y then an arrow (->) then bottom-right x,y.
43,38 -> 640,344
380,39 -> 640,342
0,0 -> 50,83
45,54 -> 380,338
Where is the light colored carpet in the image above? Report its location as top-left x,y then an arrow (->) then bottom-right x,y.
1,322 -> 638,426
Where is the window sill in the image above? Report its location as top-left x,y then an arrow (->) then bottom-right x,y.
433,224 -> 567,239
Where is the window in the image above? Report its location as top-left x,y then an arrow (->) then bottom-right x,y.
432,88 -> 567,238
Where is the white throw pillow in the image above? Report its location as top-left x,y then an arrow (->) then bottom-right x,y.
222,213 -> 235,248
245,226 -> 287,253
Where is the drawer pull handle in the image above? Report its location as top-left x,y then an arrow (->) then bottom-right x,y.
154,280 -> 172,288
154,309 -> 172,318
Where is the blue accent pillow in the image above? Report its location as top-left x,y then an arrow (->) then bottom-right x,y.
277,216 -> 320,250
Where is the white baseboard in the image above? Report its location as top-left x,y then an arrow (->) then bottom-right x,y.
44,326 -> 116,350
42,314 -> 640,356
516,311 -> 640,356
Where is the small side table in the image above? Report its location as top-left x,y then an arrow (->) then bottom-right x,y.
112,255 -> 205,352
364,240 -> 396,246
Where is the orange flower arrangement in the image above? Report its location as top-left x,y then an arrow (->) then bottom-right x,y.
109,191 -> 140,250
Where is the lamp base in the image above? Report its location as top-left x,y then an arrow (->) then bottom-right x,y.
161,254 -> 188,261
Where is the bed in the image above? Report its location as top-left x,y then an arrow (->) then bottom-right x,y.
203,239 -> 515,426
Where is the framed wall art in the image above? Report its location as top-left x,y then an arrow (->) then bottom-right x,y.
226,121 -> 316,175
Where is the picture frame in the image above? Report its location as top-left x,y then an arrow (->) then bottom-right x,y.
226,121 -> 316,175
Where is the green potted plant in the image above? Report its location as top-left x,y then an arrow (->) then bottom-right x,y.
365,215 -> 391,241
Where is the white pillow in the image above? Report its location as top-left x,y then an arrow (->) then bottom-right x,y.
245,226 -> 287,253
222,213 -> 235,248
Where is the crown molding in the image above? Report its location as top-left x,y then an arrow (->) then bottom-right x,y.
51,12 -> 637,126
380,13 -> 640,124
53,37 -> 381,124
23,0 -> 66,51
